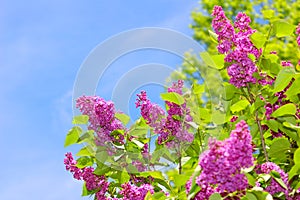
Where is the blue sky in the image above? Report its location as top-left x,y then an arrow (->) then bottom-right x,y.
0,1 -> 201,199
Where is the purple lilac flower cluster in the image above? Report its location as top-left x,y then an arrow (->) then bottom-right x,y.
64,153 -> 154,200
296,23 -> 300,47
256,162 -> 292,199
212,6 -> 273,88
76,96 -> 125,145
263,80 -> 299,137
136,80 -> 194,146
281,61 -> 293,67
120,182 -> 154,200
135,91 -> 165,133
64,152 -> 109,199
186,121 -> 253,199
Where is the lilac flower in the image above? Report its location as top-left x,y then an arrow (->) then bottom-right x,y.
190,121 -> 253,199
132,160 -> 147,172
135,91 -> 165,131
281,61 -> 292,67
64,152 -> 109,199
212,6 -> 271,88
64,152 -> 82,180
119,183 -> 154,200
136,80 -> 194,146
76,95 -> 125,145
257,162 -> 291,198
296,22 -> 300,46
212,5 -> 235,54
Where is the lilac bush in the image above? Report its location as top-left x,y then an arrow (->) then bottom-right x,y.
64,5 -> 300,200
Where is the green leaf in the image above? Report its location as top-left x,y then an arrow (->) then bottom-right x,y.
144,191 -> 152,200
95,150 -> 108,163
212,110 -> 226,125
115,112 -> 130,125
271,103 -> 296,118
72,115 -> 89,124
230,100 -> 250,113
192,83 -> 204,95
76,156 -> 93,168
81,182 -> 93,196
283,122 -> 300,130
269,138 -> 290,161
286,78 -> 300,99
211,55 -> 225,69
223,83 -> 237,100
120,169 -> 130,184
161,92 -> 184,105
265,119 -> 279,132
262,9 -> 275,19
273,20 -> 295,37
64,126 -> 82,147
272,175 -> 288,190
208,30 -> 218,44
246,173 -> 256,187
76,146 -> 94,157
288,165 -> 300,180
295,148 -> 300,165
152,192 -> 166,200
200,51 -> 216,68
209,193 -> 222,200
140,171 -> 164,180
173,174 -> 191,187
247,188 -> 273,200
250,31 -> 267,48
131,139 -> 144,148
244,192 -> 257,200
273,67 -> 295,93
94,163 -> 111,176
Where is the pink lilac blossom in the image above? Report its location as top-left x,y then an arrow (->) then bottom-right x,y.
263,80 -> 297,137
158,80 -> 194,146
136,80 -> 194,146
189,121 -> 253,199
64,153 -> 109,199
76,96 -> 125,145
135,91 -> 165,132
281,61 -> 292,67
119,183 -> 154,200
132,160 -> 147,172
257,162 -> 292,199
296,22 -> 300,46
212,6 -> 270,88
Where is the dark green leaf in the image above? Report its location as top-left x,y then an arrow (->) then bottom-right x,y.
265,119 -> 279,132
269,138 -> 290,161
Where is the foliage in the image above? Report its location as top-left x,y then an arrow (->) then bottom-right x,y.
64,4 -> 300,200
